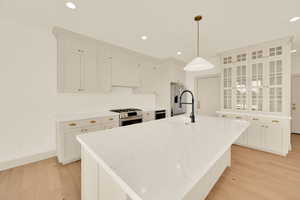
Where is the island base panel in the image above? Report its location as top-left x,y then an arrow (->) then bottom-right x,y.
81,147 -> 231,200
184,149 -> 231,200
81,148 -> 127,200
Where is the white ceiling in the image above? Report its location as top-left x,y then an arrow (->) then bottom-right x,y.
1,0 -> 300,62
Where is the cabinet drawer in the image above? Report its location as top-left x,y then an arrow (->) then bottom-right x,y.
105,122 -> 119,129
143,111 -> 155,122
80,125 -> 105,133
100,116 -> 119,124
61,121 -> 84,131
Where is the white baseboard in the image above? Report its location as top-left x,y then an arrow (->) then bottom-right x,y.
0,151 -> 56,171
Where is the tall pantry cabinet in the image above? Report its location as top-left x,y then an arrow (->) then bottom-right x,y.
218,37 -> 293,156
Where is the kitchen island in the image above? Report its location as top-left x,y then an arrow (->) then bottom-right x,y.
77,115 -> 249,200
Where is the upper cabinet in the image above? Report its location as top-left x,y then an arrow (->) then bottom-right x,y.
59,36 -> 98,93
109,47 -> 141,88
54,28 -> 110,93
53,27 -> 186,95
220,37 -> 292,116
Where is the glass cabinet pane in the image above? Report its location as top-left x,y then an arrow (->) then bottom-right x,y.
224,89 -> 232,109
269,60 -> 282,86
269,87 -> 282,112
223,67 -> 233,109
268,59 -> 283,112
251,62 -> 264,111
235,65 -> 247,110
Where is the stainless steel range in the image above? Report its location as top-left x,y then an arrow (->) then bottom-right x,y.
110,108 -> 143,126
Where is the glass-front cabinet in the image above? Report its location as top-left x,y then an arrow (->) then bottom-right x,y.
223,67 -> 233,109
220,38 -> 291,115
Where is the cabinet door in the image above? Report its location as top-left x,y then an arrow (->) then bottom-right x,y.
223,67 -> 233,109
138,61 -> 158,93
111,48 -> 141,87
250,62 -> 264,111
247,120 -> 264,148
97,45 -> 112,92
235,65 -> 247,110
81,40 -> 98,92
264,122 -> 283,153
267,59 -> 283,113
64,129 -> 83,162
63,38 -> 83,92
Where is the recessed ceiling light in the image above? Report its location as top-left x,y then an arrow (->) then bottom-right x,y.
66,2 -> 76,9
177,51 -> 182,55
141,36 -> 148,40
289,16 -> 300,22
291,49 -> 297,53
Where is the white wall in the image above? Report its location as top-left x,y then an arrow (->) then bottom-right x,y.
185,57 -> 221,114
0,20 -> 155,163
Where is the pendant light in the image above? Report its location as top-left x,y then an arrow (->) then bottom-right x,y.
184,15 -> 214,71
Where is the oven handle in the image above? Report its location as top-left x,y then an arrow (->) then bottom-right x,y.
120,115 -> 143,122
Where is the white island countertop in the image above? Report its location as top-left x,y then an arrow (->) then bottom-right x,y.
77,115 -> 249,200
55,111 -> 119,122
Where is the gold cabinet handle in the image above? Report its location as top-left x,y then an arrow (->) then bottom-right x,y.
252,118 -> 259,121
109,118 -> 114,121
272,120 -> 280,123
90,120 -> 96,124
222,115 -> 227,118
69,123 -> 77,126
236,116 -> 242,119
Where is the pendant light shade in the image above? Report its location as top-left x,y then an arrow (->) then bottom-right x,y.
184,57 -> 214,71
184,15 -> 214,71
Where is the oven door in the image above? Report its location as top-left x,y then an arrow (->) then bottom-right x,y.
120,116 -> 143,126
155,110 -> 166,120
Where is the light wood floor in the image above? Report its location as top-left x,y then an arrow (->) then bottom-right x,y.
1,134 -> 300,200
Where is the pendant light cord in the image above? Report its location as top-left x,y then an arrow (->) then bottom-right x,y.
197,20 -> 199,57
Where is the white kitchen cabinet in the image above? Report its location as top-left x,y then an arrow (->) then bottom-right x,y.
142,111 -> 155,122
137,59 -> 160,94
57,115 -> 120,164
109,47 -> 141,88
62,37 -> 82,93
220,37 -> 292,116
247,119 -> 264,148
96,44 -> 112,92
55,33 -> 98,93
64,129 -> 83,162
218,111 -> 289,156
264,121 -> 283,153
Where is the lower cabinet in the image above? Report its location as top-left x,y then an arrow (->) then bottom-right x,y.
247,120 -> 264,148
264,122 -> 283,153
57,116 -> 119,164
64,129 -> 83,163
219,113 -> 289,156
142,111 -> 155,122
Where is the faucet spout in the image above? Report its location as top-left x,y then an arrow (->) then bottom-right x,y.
179,90 -> 195,123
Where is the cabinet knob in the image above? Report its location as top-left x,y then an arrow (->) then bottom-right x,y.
272,120 -> 280,123
222,115 -> 227,118
109,118 -> 114,121
252,118 -> 259,121
236,116 -> 242,119
90,120 -> 96,124
69,123 -> 77,126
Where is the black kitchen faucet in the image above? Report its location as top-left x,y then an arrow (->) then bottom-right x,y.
179,90 -> 195,123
